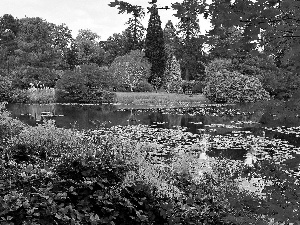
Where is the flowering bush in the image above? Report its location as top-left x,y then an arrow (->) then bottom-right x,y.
109,50 -> 151,92
203,59 -> 270,103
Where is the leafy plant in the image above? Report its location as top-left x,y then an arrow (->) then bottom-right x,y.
108,50 -> 151,92
203,58 -> 270,103
133,80 -> 154,92
0,75 -> 12,102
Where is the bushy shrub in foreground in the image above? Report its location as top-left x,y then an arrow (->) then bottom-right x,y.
0,121 -> 248,225
2,119 -> 296,224
203,59 -> 270,103
0,102 -> 25,144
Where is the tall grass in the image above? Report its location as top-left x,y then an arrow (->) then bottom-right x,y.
27,87 -> 56,103
115,92 -> 209,105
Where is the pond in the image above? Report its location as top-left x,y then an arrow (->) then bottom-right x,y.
5,101 -> 300,178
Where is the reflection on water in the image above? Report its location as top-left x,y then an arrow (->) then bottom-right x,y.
5,101 -> 300,169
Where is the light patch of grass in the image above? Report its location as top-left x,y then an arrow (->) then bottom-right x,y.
115,92 -> 209,106
27,87 -> 56,103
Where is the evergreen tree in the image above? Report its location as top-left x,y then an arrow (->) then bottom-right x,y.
163,55 -> 182,93
163,20 -> 178,47
109,0 -> 145,51
145,5 -> 166,86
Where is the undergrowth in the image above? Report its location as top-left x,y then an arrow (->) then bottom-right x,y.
0,105 -> 299,224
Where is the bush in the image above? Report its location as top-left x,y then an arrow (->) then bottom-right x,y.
181,80 -> 195,92
55,70 -> 88,103
55,70 -> 116,103
203,59 -> 270,103
0,75 -> 12,102
233,55 -> 300,99
133,80 -> 154,92
10,88 -> 29,103
80,64 -> 112,90
192,81 -> 205,93
11,66 -> 59,89
0,102 -> 25,144
108,50 -> 151,92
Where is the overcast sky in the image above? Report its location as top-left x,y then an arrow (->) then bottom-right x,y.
0,0 -> 212,40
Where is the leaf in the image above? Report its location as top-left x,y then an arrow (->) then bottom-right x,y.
108,1 -> 119,7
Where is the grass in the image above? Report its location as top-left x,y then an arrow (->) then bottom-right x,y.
115,91 -> 210,106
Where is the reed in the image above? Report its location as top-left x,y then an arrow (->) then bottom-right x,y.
115,92 -> 209,106
27,87 -> 56,103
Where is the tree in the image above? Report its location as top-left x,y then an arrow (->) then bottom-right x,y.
15,17 -> 72,69
208,26 -> 244,59
109,0 -> 145,51
0,14 -> 19,75
75,29 -> 106,66
145,4 -> 166,86
101,28 -> 142,65
163,55 -> 183,93
108,50 -> 151,92
163,20 -> 178,47
66,42 -> 79,70
172,0 -> 206,81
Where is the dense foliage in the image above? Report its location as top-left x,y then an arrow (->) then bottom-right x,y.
55,67 -> 116,103
0,75 -> 12,102
11,66 -> 60,89
232,55 -> 300,99
163,55 -> 183,93
1,104 -> 299,224
203,59 -> 270,103
144,5 -> 166,86
108,50 -> 151,92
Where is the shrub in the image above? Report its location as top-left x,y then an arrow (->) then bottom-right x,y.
55,70 -> 87,103
11,66 -> 59,89
181,80 -> 195,92
84,89 -> 117,103
133,80 -> 154,92
192,81 -> 205,93
203,59 -> 270,103
0,102 -> 25,146
0,75 -> 12,102
80,64 -> 113,90
10,88 -> 29,103
233,55 -> 300,99
108,50 -> 152,92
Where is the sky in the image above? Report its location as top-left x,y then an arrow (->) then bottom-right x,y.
0,0 -> 212,41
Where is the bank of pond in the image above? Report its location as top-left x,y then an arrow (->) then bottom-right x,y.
1,99 -> 300,224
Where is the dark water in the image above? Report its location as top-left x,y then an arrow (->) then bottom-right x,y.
5,101 -> 300,172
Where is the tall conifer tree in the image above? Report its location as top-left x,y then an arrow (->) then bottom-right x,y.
145,4 -> 166,86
